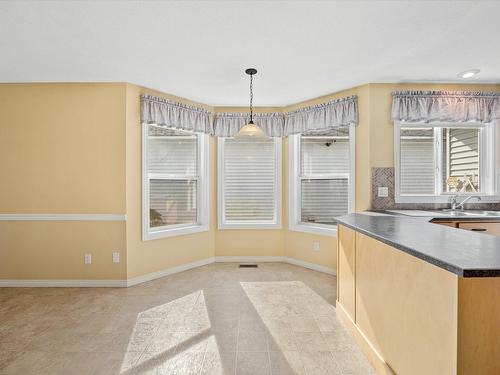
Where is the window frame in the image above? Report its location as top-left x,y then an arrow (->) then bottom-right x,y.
288,124 -> 356,236
394,120 -> 499,204
142,124 -> 209,241
217,137 -> 282,230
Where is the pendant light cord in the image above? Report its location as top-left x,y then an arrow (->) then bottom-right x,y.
249,72 -> 254,123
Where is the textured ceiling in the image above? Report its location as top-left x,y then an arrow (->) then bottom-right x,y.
0,1 -> 499,106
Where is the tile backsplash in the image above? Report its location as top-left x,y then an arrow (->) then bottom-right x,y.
371,167 -> 500,211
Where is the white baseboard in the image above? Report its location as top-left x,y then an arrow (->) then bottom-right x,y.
284,257 -> 336,275
126,257 -> 215,287
0,256 -> 335,288
0,279 -> 127,288
214,256 -> 285,263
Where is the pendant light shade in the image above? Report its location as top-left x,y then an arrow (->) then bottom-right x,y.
234,121 -> 267,139
235,68 -> 268,139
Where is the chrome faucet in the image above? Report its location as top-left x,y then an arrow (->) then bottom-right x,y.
450,195 -> 482,210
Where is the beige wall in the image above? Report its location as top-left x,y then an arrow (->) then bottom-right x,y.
0,221 -> 125,279
124,84 -> 216,279
0,83 -> 128,280
2,82 -> 499,281
0,83 -> 127,213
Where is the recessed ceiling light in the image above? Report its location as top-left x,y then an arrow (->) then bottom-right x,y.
457,69 -> 480,79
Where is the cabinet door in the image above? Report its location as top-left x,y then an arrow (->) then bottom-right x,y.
337,225 -> 356,320
458,222 -> 500,236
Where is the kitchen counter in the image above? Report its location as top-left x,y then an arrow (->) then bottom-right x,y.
336,213 -> 500,277
335,212 -> 500,375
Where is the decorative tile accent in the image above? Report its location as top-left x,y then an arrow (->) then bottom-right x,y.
371,167 -> 500,210
371,168 -> 395,210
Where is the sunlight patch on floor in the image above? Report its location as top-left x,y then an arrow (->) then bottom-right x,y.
123,290 -> 225,374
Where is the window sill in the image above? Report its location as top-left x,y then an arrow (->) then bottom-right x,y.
143,224 -> 208,241
289,223 -> 337,237
395,195 -> 500,204
218,222 -> 282,230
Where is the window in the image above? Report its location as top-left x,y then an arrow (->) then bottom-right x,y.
289,126 -> 355,235
395,121 -> 498,203
142,124 -> 209,240
218,137 -> 281,229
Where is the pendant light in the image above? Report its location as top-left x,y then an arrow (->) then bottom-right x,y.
234,68 -> 267,139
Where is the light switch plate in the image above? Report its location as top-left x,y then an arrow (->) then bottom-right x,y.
378,186 -> 389,198
112,252 -> 120,263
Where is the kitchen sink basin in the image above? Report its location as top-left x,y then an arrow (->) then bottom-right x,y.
437,209 -> 500,217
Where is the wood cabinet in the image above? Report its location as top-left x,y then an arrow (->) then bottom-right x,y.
458,222 -> 500,236
434,221 -> 457,228
336,224 -> 500,375
433,220 -> 500,236
337,225 -> 356,320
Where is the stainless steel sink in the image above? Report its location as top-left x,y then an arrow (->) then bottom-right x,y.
437,209 -> 500,217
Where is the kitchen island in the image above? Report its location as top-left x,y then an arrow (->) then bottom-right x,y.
336,213 -> 500,375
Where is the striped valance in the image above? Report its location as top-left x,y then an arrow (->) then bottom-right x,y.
140,94 -> 212,134
391,91 -> 500,124
213,112 -> 285,137
284,95 -> 358,136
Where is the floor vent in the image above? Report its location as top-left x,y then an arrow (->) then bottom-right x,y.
239,264 -> 258,268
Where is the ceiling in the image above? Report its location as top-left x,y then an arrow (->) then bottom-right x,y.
0,1 -> 499,106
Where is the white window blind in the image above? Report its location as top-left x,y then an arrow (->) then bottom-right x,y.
219,137 -> 281,227
300,135 -> 350,225
395,122 -> 495,203
144,125 -> 207,239
399,128 -> 435,195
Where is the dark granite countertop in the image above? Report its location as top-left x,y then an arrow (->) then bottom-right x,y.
380,209 -> 500,221
336,213 -> 500,277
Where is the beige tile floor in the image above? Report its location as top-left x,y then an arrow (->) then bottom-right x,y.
0,263 -> 376,375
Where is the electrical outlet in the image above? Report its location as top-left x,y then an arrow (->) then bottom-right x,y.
112,252 -> 120,263
312,241 -> 320,251
378,186 -> 389,198
84,253 -> 92,265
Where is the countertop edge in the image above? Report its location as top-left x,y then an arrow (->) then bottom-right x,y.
337,215 -> 500,278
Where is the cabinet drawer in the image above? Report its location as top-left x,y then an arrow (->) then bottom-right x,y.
458,222 -> 500,236
435,221 -> 457,228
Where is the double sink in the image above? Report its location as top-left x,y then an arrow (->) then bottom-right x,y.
436,209 -> 500,217
386,209 -> 500,218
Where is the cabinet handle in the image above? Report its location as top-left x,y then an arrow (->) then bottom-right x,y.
470,228 -> 487,232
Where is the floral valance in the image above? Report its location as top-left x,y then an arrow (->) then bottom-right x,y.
391,91 -> 500,124
284,95 -> 358,136
140,94 -> 212,134
213,112 -> 285,137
